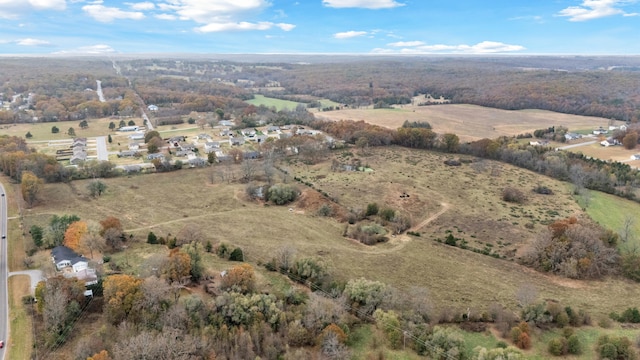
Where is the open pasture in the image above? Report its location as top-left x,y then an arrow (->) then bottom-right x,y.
19,146 -> 640,319
245,94 -> 303,111
316,104 -> 613,141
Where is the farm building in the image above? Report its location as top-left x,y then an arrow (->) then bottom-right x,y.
119,126 -> 139,132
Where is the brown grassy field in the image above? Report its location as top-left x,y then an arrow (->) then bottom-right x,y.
316,104 -> 615,142
18,146 -> 640,323
568,142 -> 640,165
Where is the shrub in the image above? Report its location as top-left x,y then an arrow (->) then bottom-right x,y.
317,204 -> 333,217
229,247 -> 244,261
379,208 -> 395,222
597,335 -> 635,360
567,334 -> 582,355
548,338 -> 567,356
533,185 -> 554,195
365,203 -> 379,216
30,225 -> 44,247
147,231 -> 158,244
216,242 -> 230,259
502,187 -> 526,203
516,332 -> 531,350
267,183 -> 299,205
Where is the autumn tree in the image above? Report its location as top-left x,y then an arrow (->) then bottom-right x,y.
100,216 -> 123,235
623,131 -> 638,150
163,248 -> 192,284
221,263 -> 256,294
64,220 -> 88,253
103,274 -> 143,324
88,350 -> 112,360
21,170 -> 41,207
38,276 -> 86,347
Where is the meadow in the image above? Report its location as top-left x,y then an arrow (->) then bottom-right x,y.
315,104 -> 616,142
18,146 -> 640,320
245,94 -> 303,111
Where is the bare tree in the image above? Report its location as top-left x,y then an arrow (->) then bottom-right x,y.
276,245 -> 297,272
515,283 -> 538,308
177,224 -> 204,246
81,232 -> 106,259
242,159 -> 258,182
620,215 -> 636,244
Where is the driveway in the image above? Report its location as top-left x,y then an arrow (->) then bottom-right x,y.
8,270 -> 43,294
96,136 -> 108,161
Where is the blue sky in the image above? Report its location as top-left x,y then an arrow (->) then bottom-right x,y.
0,0 -> 639,55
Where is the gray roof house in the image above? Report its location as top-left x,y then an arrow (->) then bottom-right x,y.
52,246 -> 89,272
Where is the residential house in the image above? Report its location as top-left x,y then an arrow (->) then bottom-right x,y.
119,126 -> 139,132
600,138 -> 620,147
241,128 -> 257,137
204,141 -> 221,153
175,149 -> 193,157
178,143 -> 196,152
129,132 -> 145,141
631,154 -> 640,160
147,153 -> 165,161
215,151 -> 232,162
197,133 -> 213,141
564,133 -> 581,141
219,120 -> 234,127
52,245 -> 89,272
118,150 -> 139,158
128,142 -> 140,150
593,127 -> 608,135
266,125 -> 280,133
529,140 -> 550,146
188,157 -> 207,168
220,129 -> 233,137
147,104 -> 159,111
51,246 -> 97,286
229,137 -> 245,146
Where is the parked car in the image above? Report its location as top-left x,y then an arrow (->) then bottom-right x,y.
0,340 -> 4,348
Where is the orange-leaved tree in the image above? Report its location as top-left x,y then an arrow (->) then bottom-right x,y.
221,263 -> 256,294
103,274 -> 143,324
100,216 -> 123,236
63,220 -> 88,253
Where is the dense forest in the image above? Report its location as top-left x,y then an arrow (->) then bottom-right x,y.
2,56 -> 640,124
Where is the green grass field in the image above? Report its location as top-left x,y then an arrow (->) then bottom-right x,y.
245,94 -> 304,111
580,190 -> 640,248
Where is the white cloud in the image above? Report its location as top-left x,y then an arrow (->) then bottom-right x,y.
323,0 -> 404,9
126,2 -> 155,11
333,30 -> 368,39
159,0 -> 295,32
155,13 -> 177,20
16,38 -> 51,46
557,0 -> 636,21
82,4 -> 145,22
196,21 -> 295,32
373,40 -> 525,54
54,44 -> 116,54
387,41 -> 425,47
0,0 -> 66,19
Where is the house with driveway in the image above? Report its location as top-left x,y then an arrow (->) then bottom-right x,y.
51,245 -> 98,286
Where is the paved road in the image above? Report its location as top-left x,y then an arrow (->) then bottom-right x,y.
96,136 -> 108,161
96,80 -> 105,103
557,140 -> 597,150
1,183 -> 8,360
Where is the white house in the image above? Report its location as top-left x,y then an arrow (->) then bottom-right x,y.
129,132 -> 145,141
52,246 -> 89,272
119,126 -> 139,132
632,154 -> 640,160
147,104 -> 159,111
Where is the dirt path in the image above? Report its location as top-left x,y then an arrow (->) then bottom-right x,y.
341,202 -> 451,255
408,202 -> 450,233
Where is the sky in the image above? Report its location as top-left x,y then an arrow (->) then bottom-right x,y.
0,0 -> 639,55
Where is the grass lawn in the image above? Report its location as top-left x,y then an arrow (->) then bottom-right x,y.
7,276 -> 33,360
245,94 -> 303,111
579,190 -> 640,248
316,104 -> 611,142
